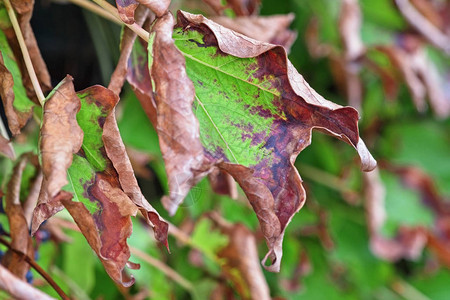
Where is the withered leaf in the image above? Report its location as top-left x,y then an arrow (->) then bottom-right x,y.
211,14 -> 297,52
103,98 -> 169,246
364,168 -> 427,261
127,35 -> 158,126
32,85 -> 165,287
148,13 -> 205,215
0,135 -> 15,159
40,75 -> 83,199
1,154 -> 34,279
109,5 -> 149,95
208,168 -> 237,199
137,0 -> 171,17
226,0 -> 260,16
395,0 -> 450,54
338,0 -> 364,110
209,213 -> 270,300
136,11 -> 375,271
0,30 -> 35,135
372,36 -> 450,118
116,0 -> 139,24
0,0 -> 52,101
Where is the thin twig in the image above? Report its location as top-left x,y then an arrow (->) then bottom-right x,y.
3,0 -> 45,105
130,246 -> 194,292
65,0 -> 121,25
0,264 -> 55,300
0,236 -> 70,300
391,278 -> 431,300
92,0 -> 150,40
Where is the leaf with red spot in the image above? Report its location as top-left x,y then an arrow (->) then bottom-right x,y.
137,11 -> 376,272
32,84 -> 168,286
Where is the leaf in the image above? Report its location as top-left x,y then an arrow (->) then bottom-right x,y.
209,213 -> 271,300
0,0 -> 51,100
208,167 -> 237,199
136,0 -> 170,17
115,0 -> 139,24
210,14 -> 297,52
394,0 -> 450,54
226,0 -> 260,16
32,84 -> 164,287
127,35 -> 158,126
0,29 -> 35,135
109,5 -> 149,95
148,13 -> 205,215
1,154 -> 34,279
0,135 -> 15,160
167,11 -> 375,271
363,168 -> 427,261
40,75 -> 83,199
63,86 -> 140,287
338,0 -> 364,110
102,92 -> 168,246
373,38 -> 450,118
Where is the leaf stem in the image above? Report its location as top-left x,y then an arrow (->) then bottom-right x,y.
0,236 -> 70,300
3,0 -> 45,105
92,0 -> 150,40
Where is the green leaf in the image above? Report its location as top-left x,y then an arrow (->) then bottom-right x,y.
166,12 -> 374,272
0,30 -> 33,113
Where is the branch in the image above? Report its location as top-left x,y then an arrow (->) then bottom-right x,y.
92,0 -> 150,40
3,0 -> 45,105
0,237 -> 70,300
0,264 -> 55,300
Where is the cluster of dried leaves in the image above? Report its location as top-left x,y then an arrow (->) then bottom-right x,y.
0,0 -> 448,298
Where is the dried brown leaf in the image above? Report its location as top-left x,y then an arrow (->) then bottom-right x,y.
375,37 -> 450,118
127,34 -> 158,126
40,75 -> 83,199
22,169 -> 43,226
109,5 -> 149,95
60,193 -> 136,287
0,134 -> 15,159
116,0 -> 139,24
209,213 -> 270,300
211,14 -> 297,52
364,168 -> 428,261
145,11 -> 375,272
338,0 -> 364,110
208,168 -> 237,199
226,0 -> 260,16
137,0 -> 170,17
202,0 -> 226,15
4,0 -> 52,99
1,154 -> 34,279
103,104 -> 169,245
150,13 -> 206,215
395,0 -> 450,54
0,52 -> 33,135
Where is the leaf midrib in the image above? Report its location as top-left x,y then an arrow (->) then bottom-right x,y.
180,50 -> 280,97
